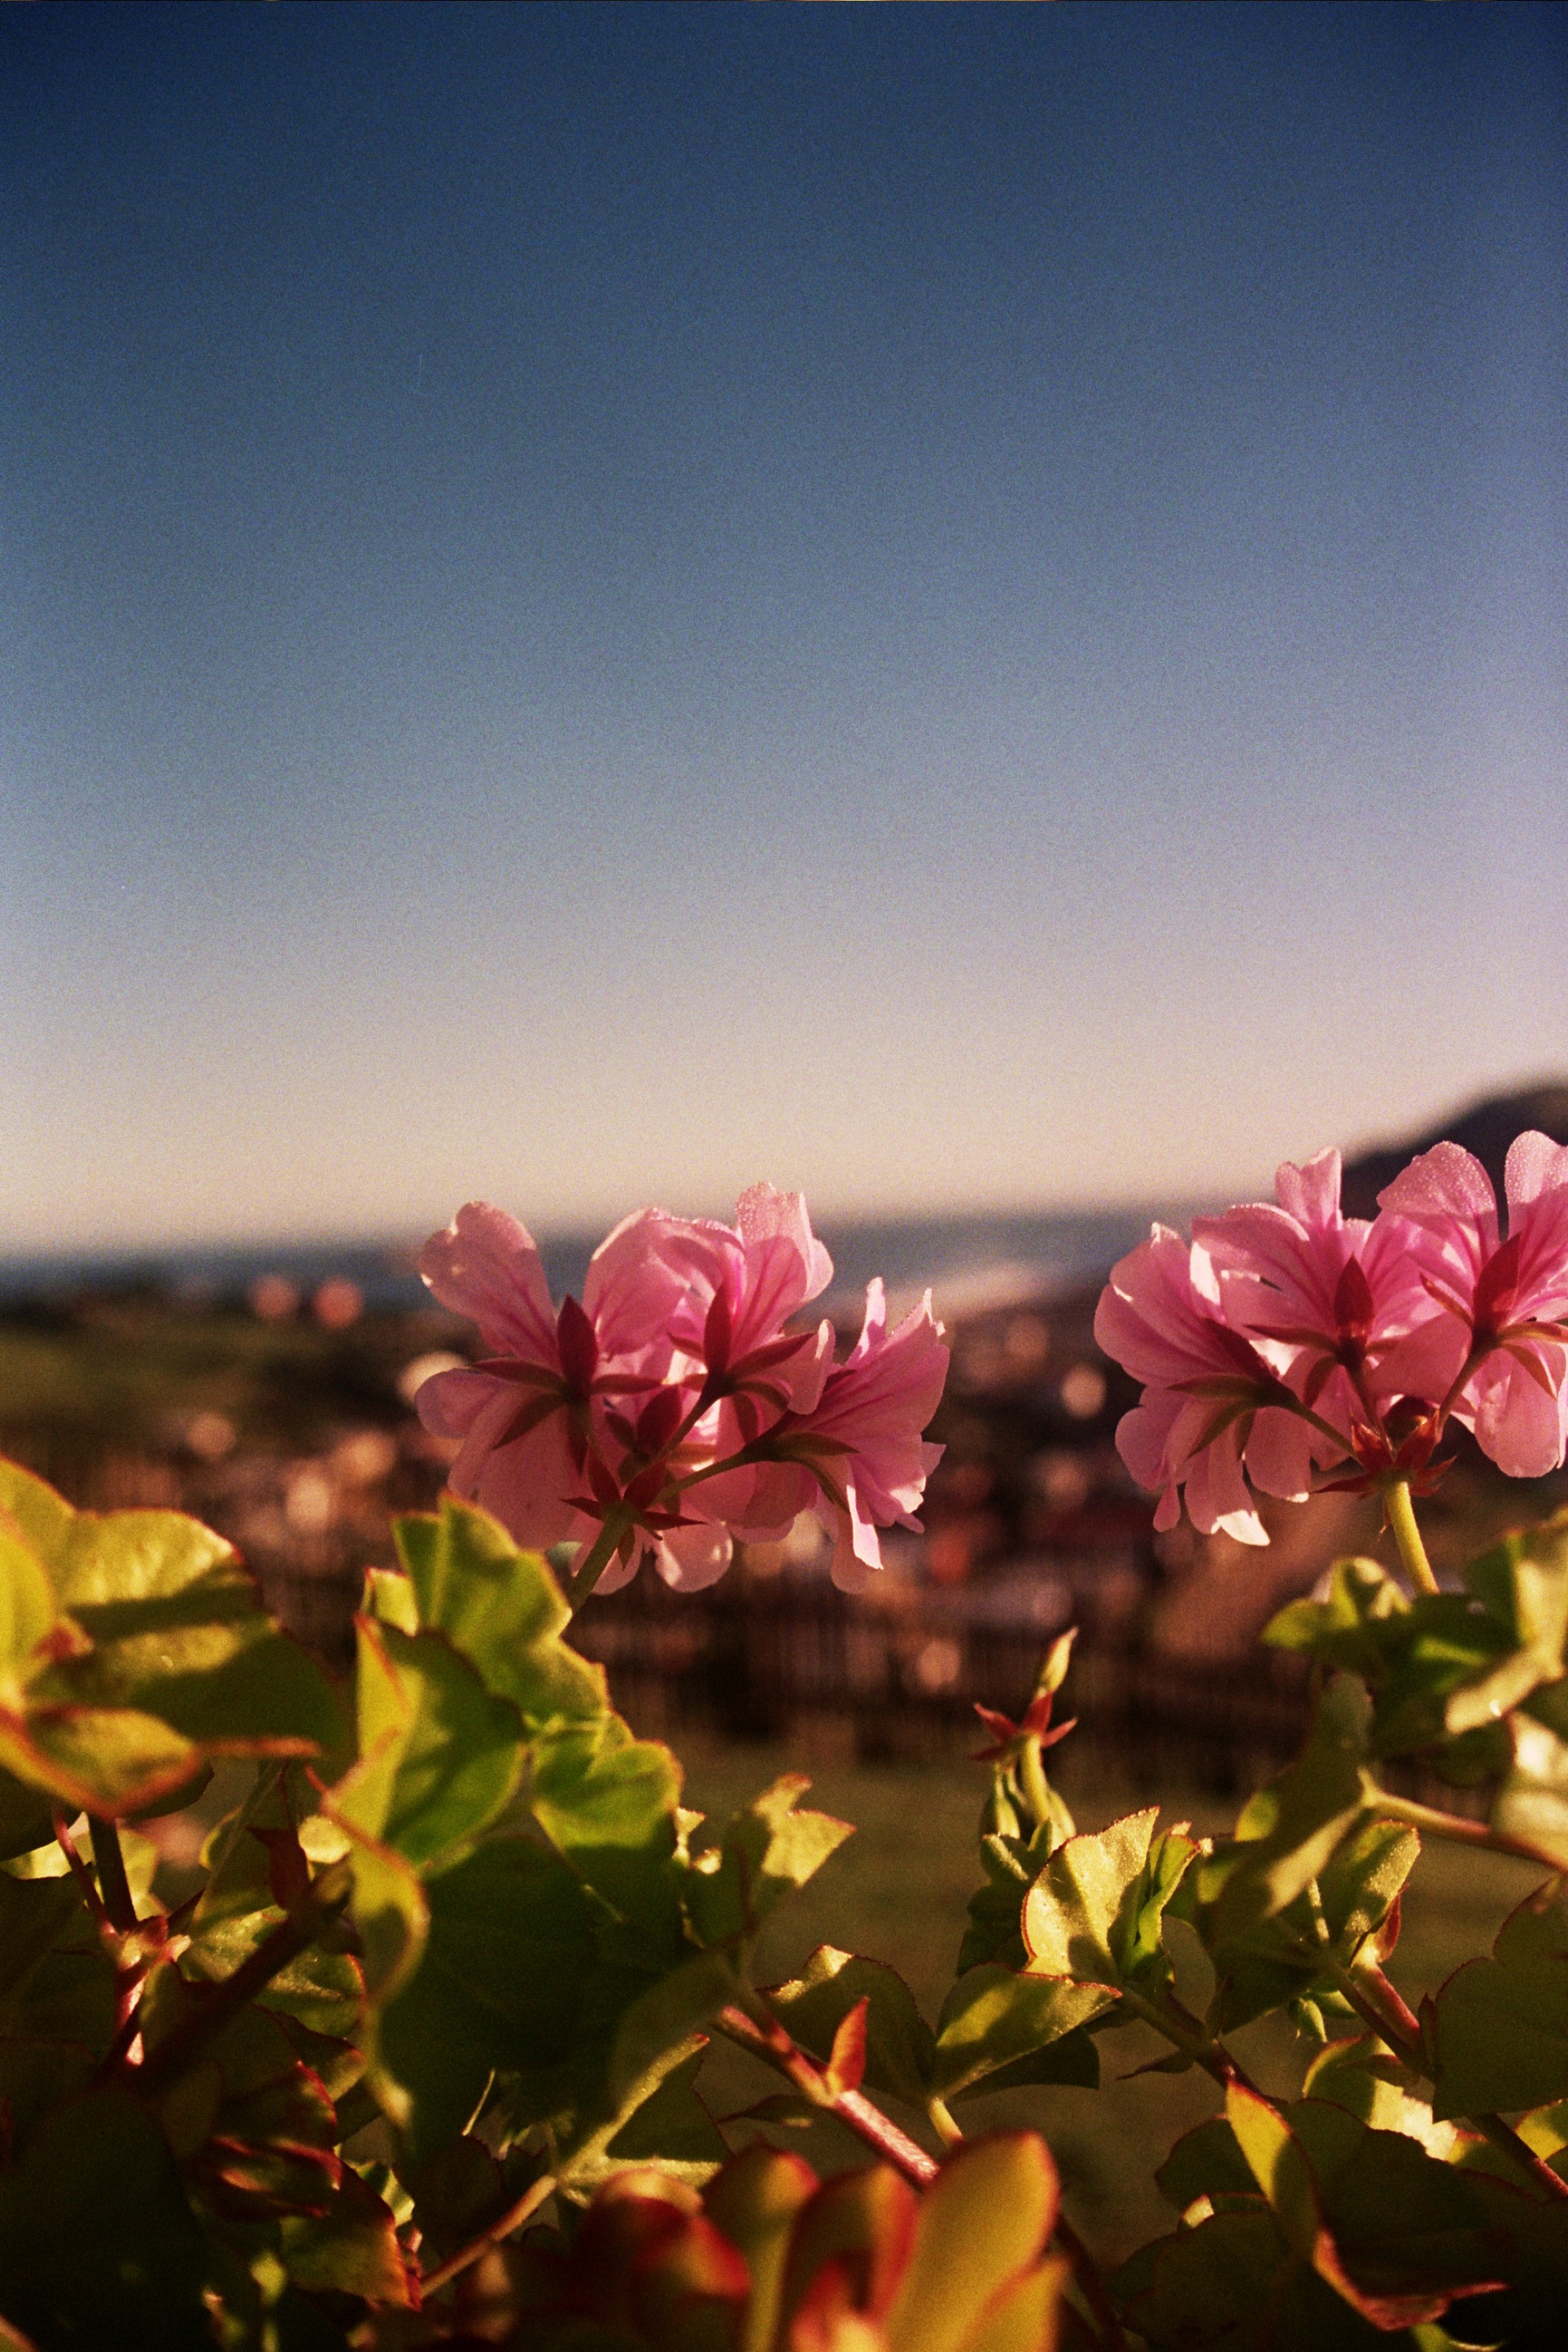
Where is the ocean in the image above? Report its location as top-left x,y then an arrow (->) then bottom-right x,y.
0,1205 -> 1200,1321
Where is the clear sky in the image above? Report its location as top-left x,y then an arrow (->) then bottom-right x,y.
3,2 -> 1564,1253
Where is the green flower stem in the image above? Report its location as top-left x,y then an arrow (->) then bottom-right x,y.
419,2171 -> 557,2298
132,1859 -> 352,2098
564,1510 -> 633,1614
1119,1986 -> 1259,2095
88,1817 -> 138,1936
1370,1789 -> 1567,1880
926,2092 -> 963,2148
1326,1957 -> 1568,2205
1384,1479 -> 1439,1597
1017,1735 -> 1053,1831
717,2001 -> 939,2186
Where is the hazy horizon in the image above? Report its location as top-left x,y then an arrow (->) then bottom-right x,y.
5,4 -> 1564,1254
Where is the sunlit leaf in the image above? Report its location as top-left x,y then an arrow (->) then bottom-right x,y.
768,1946 -> 935,2109
931,1963 -> 1110,2100
1432,1886 -> 1568,2119
394,1496 -> 606,1726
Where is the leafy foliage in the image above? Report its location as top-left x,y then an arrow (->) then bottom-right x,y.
5,1450 -> 1568,2349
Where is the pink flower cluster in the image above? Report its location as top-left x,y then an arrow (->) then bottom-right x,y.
1094,1134 -> 1568,1545
416,1185 -> 949,1595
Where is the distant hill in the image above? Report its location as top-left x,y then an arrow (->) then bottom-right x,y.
1340,1081 -> 1568,1218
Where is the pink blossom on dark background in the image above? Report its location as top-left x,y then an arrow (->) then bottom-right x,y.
1380,1133 -> 1568,1476
416,1188 -> 948,1595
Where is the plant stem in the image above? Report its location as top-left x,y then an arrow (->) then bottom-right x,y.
717,2004 -> 938,2186
1371,1791 -> 1566,1880
926,2093 -> 963,2149
419,2172 -> 557,2297
1054,2210 -> 1131,2352
1017,1736 -> 1052,1831
1119,1986 -> 1259,2095
1384,1479 -> 1439,1597
564,1512 -> 633,1614
89,1817 -> 138,1934
52,1812 -> 105,1927
132,1860 -> 351,2096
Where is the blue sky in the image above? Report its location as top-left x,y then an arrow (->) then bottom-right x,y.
3,2 -> 1564,1250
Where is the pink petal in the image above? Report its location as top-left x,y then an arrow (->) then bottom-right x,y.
1378,1142 -> 1497,1229
1274,1147 -> 1343,1235
583,1207 -> 691,1363
1505,1131 -> 1568,1212
656,1525 -> 734,1592
1243,1407 -> 1314,1503
419,1203 -> 557,1359
735,1183 -> 834,1301
1471,1352 -> 1568,1478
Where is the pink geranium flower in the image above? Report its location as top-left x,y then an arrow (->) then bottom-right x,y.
412,1185 -> 950,1599
659,1183 -> 837,1424
1377,1132 -> 1568,1476
1192,1148 -> 1443,1428
1094,1225 -> 1334,1544
705,1279 -> 949,1592
415,1201 -> 692,1555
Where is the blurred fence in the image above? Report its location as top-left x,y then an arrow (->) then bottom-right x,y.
10,1432 -> 1519,1810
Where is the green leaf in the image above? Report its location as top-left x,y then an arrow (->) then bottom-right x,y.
1114,2209 -> 1346,2351
0,1869 -> 88,2008
766,1946 -> 935,2109
0,2088 -> 212,2349
1490,1715 -> 1568,1869
1372,1612 -> 1510,1758
1265,1555 -> 1410,1672
683,1774 -> 853,1954
0,1772 -> 56,1862
394,1497 -> 606,1727
956,1831 -> 1035,1973
1226,2087 -> 1519,2332
931,1962 -> 1112,2099
364,1566 -> 420,1633
1021,1806 -> 1158,1984
343,1617 -> 524,1875
0,1514 -> 59,1690
374,1833 -> 603,2163
532,1717 -> 687,1946
1205,1677 -> 1372,1944
1431,1886 -> 1568,2119
605,1947 -> 736,2109
0,1462 -> 343,1781
1189,1816 -> 1419,2035
0,2038 -> 95,2164
1154,2116 -> 1258,2212
1303,2037 -> 1478,2163
1289,2097 -> 1518,2323
578,2045 -> 728,2190
703,2143 -> 818,2352
406,2133 -> 510,2262
1461,1508 -> 1568,1719
1225,2085 -> 1322,2263
279,2166 -> 417,2306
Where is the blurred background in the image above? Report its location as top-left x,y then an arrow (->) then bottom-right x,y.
2,0 -> 1566,2255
